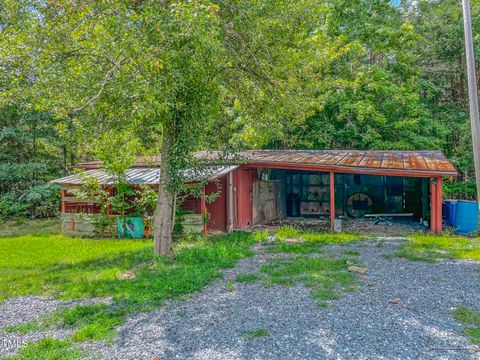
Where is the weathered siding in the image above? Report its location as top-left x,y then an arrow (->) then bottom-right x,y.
61,213 -> 118,237
252,180 -> 286,225
62,213 -> 204,237
181,214 -> 204,234
205,176 -> 227,232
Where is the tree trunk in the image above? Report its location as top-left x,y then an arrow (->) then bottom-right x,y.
153,137 -> 174,256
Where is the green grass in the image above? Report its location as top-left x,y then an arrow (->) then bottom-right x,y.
452,307 -> 480,344
61,303 -> 124,342
0,228 -> 257,358
343,250 -> 360,256
265,243 -> 321,254
242,327 -> 269,340
0,234 -> 153,300
0,218 -> 60,238
3,322 -> 43,334
266,226 -> 365,254
274,225 -> 365,245
302,232 -> 365,244
0,225 -> 361,357
226,280 -> 235,290
275,226 -> 302,240
4,338 -> 80,360
396,235 -> 480,262
259,227 -> 362,306
260,255 -> 357,307
235,273 -> 261,284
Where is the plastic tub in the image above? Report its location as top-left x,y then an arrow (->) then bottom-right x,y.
454,200 -> 478,234
443,200 -> 457,226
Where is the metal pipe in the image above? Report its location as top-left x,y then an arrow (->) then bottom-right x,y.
462,0 -> 480,213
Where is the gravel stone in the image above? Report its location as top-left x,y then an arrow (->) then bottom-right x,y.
81,239 -> 480,359
3,239 -> 480,359
0,296 -> 111,358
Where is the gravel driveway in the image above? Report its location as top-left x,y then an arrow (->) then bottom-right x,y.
2,238 -> 480,359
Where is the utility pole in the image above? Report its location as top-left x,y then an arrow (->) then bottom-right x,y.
462,0 -> 480,210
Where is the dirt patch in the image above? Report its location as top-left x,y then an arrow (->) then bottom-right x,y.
252,216 -> 427,236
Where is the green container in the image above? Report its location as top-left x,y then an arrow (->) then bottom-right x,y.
117,217 -> 144,238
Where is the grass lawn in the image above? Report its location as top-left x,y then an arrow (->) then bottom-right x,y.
0,234 -> 151,300
452,307 -> 480,345
395,234 -> 480,346
233,226 -> 362,307
260,255 -> 358,307
261,225 -> 366,255
1,222 -> 365,359
274,225 -> 364,244
1,223 -> 257,359
396,234 -> 480,262
0,218 -> 60,238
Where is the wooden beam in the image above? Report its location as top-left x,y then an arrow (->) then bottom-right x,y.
61,190 -> 66,213
437,177 -> 443,233
244,162 -> 457,178
201,187 -> 207,237
430,178 -> 437,233
228,172 -> 234,231
330,171 -> 335,231
422,178 -> 429,225
105,185 -> 111,216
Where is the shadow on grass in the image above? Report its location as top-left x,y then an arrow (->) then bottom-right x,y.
3,232 -> 257,353
0,219 -> 61,239
395,234 -> 480,262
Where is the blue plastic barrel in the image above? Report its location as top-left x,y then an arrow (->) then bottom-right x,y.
449,201 -> 457,226
454,200 -> 478,234
443,200 -> 457,226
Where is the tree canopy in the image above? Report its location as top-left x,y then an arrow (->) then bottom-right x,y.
1,0 -> 479,230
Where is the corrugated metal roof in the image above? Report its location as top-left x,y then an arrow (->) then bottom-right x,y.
198,150 -> 458,176
71,149 -> 457,178
74,156 -> 162,170
52,166 -> 239,186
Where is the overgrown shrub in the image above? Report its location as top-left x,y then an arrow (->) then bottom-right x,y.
443,179 -> 477,200
0,183 -> 60,219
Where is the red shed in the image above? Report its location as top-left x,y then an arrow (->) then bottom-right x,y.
53,150 -> 457,236
198,150 -> 457,234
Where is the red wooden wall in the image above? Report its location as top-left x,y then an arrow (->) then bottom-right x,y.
234,167 -> 256,229
205,177 -> 227,231
178,167 -> 256,232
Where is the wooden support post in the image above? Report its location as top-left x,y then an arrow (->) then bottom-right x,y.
421,179 -> 429,225
437,177 -> 443,233
228,172 -> 234,231
330,172 -> 335,231
105,186 -> 111,216
430,178 -> 437,233
61,189 -> 66,214
201,187 -> 207,238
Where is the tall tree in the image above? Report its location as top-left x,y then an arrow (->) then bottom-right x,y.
1,1 -> 225,255
411,0 -> 480,180
208,0 -> 444,151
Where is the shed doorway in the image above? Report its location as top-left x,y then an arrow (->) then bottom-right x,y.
252,168 -> 430,231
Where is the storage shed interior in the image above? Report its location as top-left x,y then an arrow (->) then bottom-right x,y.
256,168 -> 430,224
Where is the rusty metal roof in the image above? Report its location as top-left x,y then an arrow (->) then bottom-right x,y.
52,166 -> 238,186
198,150 -> 457,177
72,150 -> 457,178
74,156 -> 162,170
